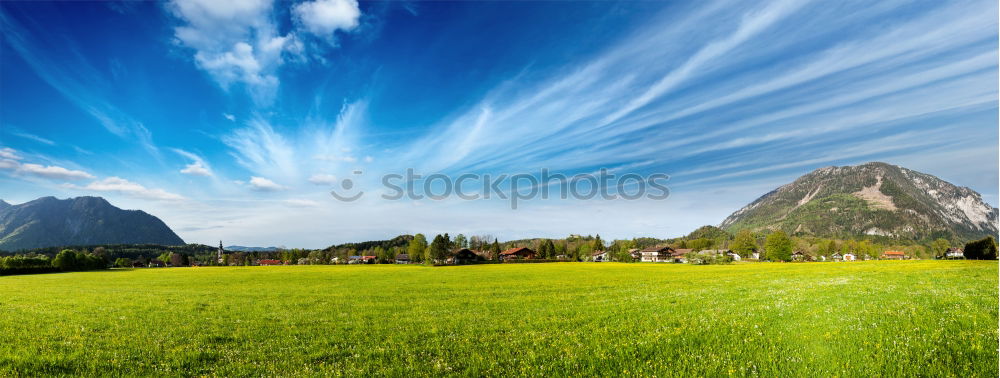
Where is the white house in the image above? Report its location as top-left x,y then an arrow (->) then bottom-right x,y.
639,246 -> 676,262
592,251 -> 609,262
843,253 -> 856,261
945,248 -> 964,259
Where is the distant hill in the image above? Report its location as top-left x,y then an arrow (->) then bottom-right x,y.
720,162 -> 998,241
324,234 -> 414,252
685,225 -> 731,240
226,246 -> 280,252
0,196 -> 185,251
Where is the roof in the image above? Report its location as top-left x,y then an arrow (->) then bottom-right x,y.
946,247 -> 963,253
640,246 -> 673,253
395,254 -> 410,259
501,247 -> 535,255
592,250 -> 608,256
883,251 -> 906,256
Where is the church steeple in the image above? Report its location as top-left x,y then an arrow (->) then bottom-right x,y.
217,241 -> 225,264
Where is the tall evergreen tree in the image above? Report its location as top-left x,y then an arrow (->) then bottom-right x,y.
491,239 -> 502,261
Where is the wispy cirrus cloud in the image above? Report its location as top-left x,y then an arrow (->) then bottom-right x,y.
6,127 -> 55,145
0,11 -> 161,158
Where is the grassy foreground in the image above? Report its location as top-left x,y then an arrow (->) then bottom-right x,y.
0,261 -> 996,376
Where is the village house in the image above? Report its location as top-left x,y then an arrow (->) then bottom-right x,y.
751,251 -> 761,260
944,247 -> 964,259
500,247 -> 537,260
628,248 -> 642,260
843,253 -> 856,261
257,259 -> 283,266
592,250 -> 609,262
395,253 -> 410,264
639,246 -> 675,262
670,248 -> 692,263
726,251 -> 742,261
450,249 -> 481,264
832,252 -> 843,261
791,250 -> 812,262
882,251 -> 907,260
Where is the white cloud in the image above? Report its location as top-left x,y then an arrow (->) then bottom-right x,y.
16,163 -> 95,181
0,150 -> 95,181
69,177 -> 186,201
308,173 -> 337,185
364,156 -> 373,163
248,176 -> 287,191
168,0 -> 296,102
223,113 -> 236,121
0,159 -> 19,170
0,147 -> 22,160
173,149 -> 213,177
181,161 -> 212,177
293,0 -> 361,37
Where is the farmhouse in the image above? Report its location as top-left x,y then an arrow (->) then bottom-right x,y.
450,249 -> 481,264
791,250 -> 812,262
843,253 -> 856,261
882,251 -> 907,260
944,247 -> 964,259
628,248 -> 642,260
592,250 -> 609,262
395,253 -> 410,264
639,246 -> 675,262
832,252 -> 843,261
500,247 -> 537,260
257,259 -> 283,266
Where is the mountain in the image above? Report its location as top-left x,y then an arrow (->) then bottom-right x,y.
720,162 -> 998,241
0,196 -> 185,251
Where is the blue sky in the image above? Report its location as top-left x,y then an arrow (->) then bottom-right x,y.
1,0 -> 997,248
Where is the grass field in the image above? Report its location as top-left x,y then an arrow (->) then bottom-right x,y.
0,261 -> 996,376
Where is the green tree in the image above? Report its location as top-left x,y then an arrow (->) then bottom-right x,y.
158,252 -> 172,266
964,236 -> 998,260
408,234 -> 428,263
592,234 -> 604,251
930,238 -> 951,258
453,234 -> 468,249
427,234 -> 451,264
52,249 -> 78,271
114,258 -> 131,268
688,238 -> 714,252
491,239 -> 502,261
765,231 -> 793,262
730,230 -> 757,257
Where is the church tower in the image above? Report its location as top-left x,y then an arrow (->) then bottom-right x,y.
217,241 -> 225,264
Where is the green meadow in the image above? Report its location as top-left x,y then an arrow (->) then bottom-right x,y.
0,261 -> 996,376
